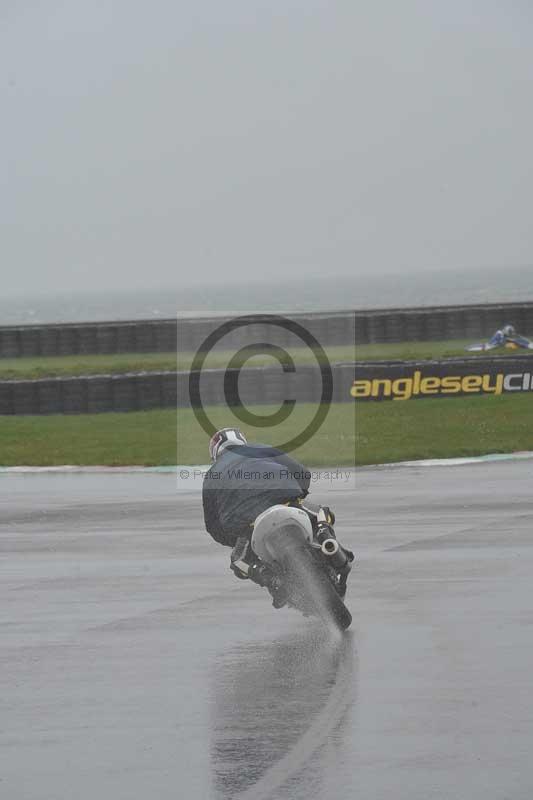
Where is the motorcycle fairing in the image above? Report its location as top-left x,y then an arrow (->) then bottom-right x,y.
251,505 -> 313,565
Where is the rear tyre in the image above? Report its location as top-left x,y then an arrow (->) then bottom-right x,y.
270,528 -> 352,630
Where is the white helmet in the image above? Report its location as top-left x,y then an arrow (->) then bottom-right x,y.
209,427 -> 247,461
502,324 -> 516,337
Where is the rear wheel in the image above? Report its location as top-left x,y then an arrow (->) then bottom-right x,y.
270,527 -> 352,630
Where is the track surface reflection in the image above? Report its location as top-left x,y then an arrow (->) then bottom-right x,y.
1,463 -> 533,799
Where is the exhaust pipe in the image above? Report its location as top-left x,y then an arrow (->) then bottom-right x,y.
320,538 -> 350,570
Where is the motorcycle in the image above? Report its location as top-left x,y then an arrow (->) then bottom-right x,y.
251,505 -> 353,630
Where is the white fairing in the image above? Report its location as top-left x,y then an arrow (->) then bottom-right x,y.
251,505 -> 313,565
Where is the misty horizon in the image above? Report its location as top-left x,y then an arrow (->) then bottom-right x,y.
3,1 -> 533,301
1,265 -> 533,326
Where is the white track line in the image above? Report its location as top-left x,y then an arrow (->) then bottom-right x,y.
2,452 -> 533,473
0,465 -> 181,473
366,451 -> 533,469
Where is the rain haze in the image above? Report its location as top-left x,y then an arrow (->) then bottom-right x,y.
2,0 -> 533,309
3,10 -> 533,799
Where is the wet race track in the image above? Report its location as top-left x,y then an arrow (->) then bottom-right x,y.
1,461 -> 533,799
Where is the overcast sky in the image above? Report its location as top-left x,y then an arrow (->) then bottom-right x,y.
2,0 -> 533,297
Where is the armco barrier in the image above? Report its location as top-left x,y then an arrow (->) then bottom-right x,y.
351,356 -> 533,401
0,364 -> 356,416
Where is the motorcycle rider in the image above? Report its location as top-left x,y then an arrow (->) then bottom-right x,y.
202,426 -> 353,608
488,324 -> 515,348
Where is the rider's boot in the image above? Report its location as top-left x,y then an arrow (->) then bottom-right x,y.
230,537 -> 255,579
230,537 -> 288,608
249,562 -> 289,608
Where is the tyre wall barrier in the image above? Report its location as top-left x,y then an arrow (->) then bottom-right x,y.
353,302 -> 533,344
3,354 -> 531,413
351,356 -> 533,401
0,364 -> 356,416
0,320 -> 178,359
2,301 -> 533,358
0,312 -> 355,358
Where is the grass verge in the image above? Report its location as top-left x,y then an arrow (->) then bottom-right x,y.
355,339 -> 533,361
355,393 -> 533,464
0,403 -> 354,467
0,345 -> 356,380
1,394 -> 532,467
1,339 -> 531,381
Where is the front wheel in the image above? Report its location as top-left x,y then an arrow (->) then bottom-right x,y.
271,528 -> 352,630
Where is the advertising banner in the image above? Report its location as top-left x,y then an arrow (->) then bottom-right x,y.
351,357 -> 533,401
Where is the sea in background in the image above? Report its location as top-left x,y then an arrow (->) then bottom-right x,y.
2,266 -> 533,326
